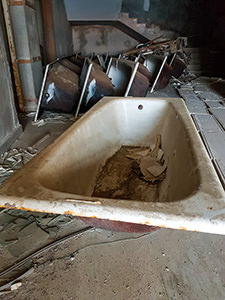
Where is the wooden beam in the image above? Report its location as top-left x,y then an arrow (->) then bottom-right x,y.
2,0 -> 24,112
40,0 -> 56,63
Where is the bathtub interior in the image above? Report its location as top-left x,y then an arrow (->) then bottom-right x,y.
39,99 -> 200,202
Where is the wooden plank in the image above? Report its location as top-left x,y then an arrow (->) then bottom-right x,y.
2,0 -> 24,112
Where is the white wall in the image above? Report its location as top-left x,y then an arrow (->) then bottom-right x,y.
72,25 -> 137,55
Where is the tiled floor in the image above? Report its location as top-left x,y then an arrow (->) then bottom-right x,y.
177,77 -> 225,187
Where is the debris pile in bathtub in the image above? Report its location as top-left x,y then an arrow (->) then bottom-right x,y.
34,36 -> 188,123
93,135 -> 167,202
127,135 -> 167,183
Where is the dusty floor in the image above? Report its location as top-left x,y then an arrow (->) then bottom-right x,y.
0,78 -> 224,299
1,228 -> 225,299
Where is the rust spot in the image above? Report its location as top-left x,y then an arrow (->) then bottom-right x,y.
17,59 -> 31,64
63,210 -> 75,215
24,98 -> 37,103
179,226 -> 187,231
1,205 -> 47,213
8,0 -> 24,6
17,56 -> 41,64
207,206 -> 213,210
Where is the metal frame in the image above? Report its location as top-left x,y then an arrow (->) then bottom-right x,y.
97,55 -> 106,70
106,57 -> 113,75
150,55 -> 168,93
169,53 -> 176,66
124,62 -> 139,97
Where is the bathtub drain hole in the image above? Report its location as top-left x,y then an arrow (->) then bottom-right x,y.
138,104 -> 143,110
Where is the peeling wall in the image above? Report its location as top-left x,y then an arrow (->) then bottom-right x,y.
67,0 -> 225,53
72,25 -> 137,55
0,9 -> 21,153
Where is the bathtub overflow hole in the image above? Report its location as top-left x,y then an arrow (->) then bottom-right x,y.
138,104 -> 143,110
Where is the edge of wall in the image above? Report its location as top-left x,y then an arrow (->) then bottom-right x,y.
0,125 -> 22,155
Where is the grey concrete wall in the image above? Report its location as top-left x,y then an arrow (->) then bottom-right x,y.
64,0 -> 122,21
72,25 -> 137,55
52,0 -> 73,58
0,10 -> 21,153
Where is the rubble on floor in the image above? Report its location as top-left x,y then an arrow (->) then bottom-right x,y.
0,208 -> 88,289
0,148 -> 37,184
0,118 -> 87,290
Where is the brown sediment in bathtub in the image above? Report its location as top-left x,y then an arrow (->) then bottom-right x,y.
92,146 -> 166,202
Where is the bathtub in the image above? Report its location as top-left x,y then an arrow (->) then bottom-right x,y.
0,97 -> 225,234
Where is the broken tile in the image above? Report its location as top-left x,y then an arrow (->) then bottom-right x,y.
192,114 -> 222,132
209,108 -> 225,128
205,101 -> 225,109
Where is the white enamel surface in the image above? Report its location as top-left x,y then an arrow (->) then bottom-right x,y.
0,97 -> 224,234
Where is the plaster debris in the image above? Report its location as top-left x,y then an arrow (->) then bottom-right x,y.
93,135 -> 167,201
10,282 -> 22,291
0,148 -> 37,184
127,135 -> 167,182
32,111 -> 77,127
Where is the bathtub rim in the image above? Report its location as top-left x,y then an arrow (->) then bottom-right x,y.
0,97 -> 224,235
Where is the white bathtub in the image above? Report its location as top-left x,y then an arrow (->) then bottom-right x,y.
0,97 -> 224,234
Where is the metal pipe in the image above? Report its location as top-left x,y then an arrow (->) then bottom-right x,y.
106,57 -> 112,75
97,55 -> 106,70
80,57 -> 87,82
135,54 -> 140,62
104,53 -> 108,64
75,63 -> 93,118
124,62 -> 139,97
169,53 -> 176,66
150,55 -> 168,93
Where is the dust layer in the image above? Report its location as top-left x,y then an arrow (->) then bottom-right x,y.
93,146 -> 162,202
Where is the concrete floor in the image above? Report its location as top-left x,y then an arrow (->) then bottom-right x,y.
0,78 -> 225,299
